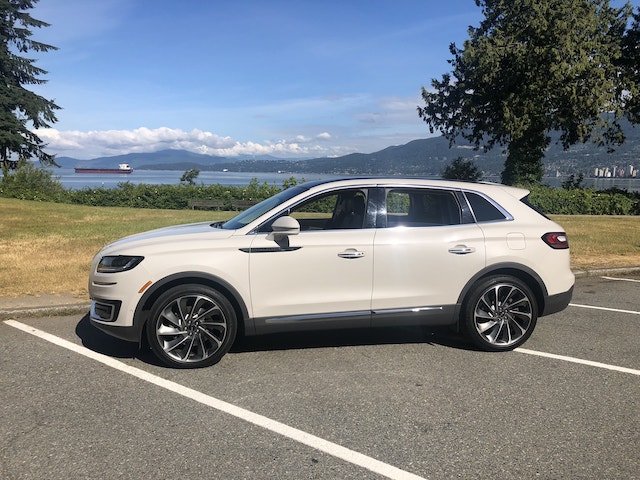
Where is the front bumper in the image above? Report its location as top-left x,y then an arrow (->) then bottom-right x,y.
90,299 -> 144,343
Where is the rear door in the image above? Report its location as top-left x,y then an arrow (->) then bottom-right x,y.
371,187 -> 486,314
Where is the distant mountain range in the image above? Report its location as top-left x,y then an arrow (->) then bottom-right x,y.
56,126 -> 640,177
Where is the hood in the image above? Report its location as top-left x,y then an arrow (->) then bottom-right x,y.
100,221 -> 236,254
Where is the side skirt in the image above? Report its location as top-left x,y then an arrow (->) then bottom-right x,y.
372,305 -> 458,328
250,305 -> 458,336
252,311 -> 370,335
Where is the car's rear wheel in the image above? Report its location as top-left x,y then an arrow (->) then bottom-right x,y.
462,275 -> 538,351
146,284 -> 237,368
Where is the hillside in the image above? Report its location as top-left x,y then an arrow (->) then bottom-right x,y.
57,125 -> 640,177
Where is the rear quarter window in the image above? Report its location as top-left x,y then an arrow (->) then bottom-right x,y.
520,194 -> 551,220
465,192 -> 509,222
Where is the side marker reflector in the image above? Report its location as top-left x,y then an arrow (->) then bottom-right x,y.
138,280 -> 153,294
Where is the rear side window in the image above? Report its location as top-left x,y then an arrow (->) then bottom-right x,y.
385,189 -> 462,227
465,192 -> 509,222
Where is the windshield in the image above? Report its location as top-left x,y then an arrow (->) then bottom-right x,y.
221,184 -> 312,230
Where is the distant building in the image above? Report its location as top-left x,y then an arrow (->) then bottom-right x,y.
593,164 -> 639,178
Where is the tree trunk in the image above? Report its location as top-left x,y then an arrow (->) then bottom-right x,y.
501,131 -> 548,185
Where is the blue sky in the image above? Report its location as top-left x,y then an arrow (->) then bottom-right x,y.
29,0 -> 638,160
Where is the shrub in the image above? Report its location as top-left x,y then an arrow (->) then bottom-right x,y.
1,165 -> 638,215
64,178 -> 285,210
527,185 -> 639,215
0,162 -> 67,202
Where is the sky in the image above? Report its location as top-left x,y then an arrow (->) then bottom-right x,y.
27,0 -> 638,160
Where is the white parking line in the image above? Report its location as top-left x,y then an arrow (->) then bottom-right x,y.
4,320 -> 426,480
569,303 -> 640,316
515,348 -> 640,376
601,276 -> 640,283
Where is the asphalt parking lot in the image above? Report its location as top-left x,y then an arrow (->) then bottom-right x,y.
1,273 -> 639,480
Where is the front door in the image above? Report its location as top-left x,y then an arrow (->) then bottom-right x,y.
248,188 -> 375,327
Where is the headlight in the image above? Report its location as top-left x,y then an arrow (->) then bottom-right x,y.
97,255 -> 144,273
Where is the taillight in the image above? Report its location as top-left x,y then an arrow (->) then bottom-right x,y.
542,232 -> 569,249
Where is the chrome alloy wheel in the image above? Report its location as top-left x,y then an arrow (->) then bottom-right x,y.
154,293 -> 229,364
472,283 -> 533,347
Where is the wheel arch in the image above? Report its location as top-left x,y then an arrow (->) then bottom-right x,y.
456,263 -> 548,322
134,272 -> 252,342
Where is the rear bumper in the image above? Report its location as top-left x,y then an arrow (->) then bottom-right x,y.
541,285 -> 574,317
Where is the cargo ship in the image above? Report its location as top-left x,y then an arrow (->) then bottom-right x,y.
75,163 -> 133,174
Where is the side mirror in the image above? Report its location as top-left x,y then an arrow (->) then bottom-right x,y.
267,216 -> 300,241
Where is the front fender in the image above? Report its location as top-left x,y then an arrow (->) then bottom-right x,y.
133,271 -> 252,342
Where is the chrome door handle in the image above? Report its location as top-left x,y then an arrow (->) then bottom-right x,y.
338,249 -> 366,259
448,245 -> 475,255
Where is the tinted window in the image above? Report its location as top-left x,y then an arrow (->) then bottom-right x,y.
259,188 -> 368,232
465,192 -> 508,222
385,189 -> 461,227
521,194 -> 550,219
294,189 -> 367,230
223,184 -> 310,230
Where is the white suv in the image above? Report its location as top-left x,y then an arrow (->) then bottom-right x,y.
89,178 -> 574,368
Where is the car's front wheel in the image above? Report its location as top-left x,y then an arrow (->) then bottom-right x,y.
462,276 -> 538,351
146,284 -> 237,368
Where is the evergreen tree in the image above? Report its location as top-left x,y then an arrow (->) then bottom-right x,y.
441,157 -> 483,182
621,7 -> 640,124
1,0 -> 60,171
418,0 -> 633,185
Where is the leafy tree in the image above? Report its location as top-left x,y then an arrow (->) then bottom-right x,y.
180,168 -> 200,185
418,0 -> 633,186
281,176 -> 302,189
441,156 -> 483,181
1,0 -> 60,172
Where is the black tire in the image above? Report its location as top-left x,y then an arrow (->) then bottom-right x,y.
146,284 -> 237,368
461,275 -> 538,351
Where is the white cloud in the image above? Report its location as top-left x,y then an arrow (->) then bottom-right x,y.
35,127 -> 349,159
32,93 -> 431,159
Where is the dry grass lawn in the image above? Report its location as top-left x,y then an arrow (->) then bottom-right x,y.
1,199 -> 230,297
1,198 -> 639,298
552,215 -> 640,270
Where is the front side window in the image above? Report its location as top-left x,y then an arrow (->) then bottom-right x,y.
223,184 -> 311,230
258,188 -> 369,232
385,188 -> 462,227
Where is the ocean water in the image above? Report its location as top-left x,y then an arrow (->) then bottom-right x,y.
7,167 -> 640,192
45,169 -> 343,190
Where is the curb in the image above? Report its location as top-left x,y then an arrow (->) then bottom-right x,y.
0,303 -> 90,320
572,266 -> 640,278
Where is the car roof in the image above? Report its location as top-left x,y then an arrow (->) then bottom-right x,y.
299,177 -> 530,200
